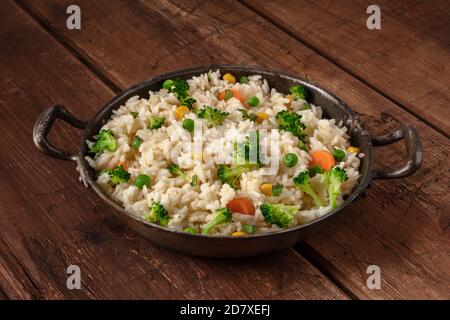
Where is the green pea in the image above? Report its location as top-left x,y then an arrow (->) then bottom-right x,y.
183,227 -> 197,234
131,135 -> 143,149
239,76 -> 249,84
242,224 -> 256,234
162,79 -> 173,90
332,148 -> 346,162
246,96 -> 260,107
135,174 -> 151,189
182,118 -> 195,132
283,153 -> 298,168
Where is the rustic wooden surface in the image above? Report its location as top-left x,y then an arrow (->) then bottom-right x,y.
0,0 -> 448,299
243,0 -> 450,136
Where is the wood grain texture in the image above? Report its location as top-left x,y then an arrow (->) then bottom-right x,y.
0,0 -> 348,299
20,0 -> 450,299
242,0 -> 450,136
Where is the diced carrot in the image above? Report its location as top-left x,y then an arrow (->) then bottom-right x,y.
308,150 -> 335,171
218,89 -> 245,104
231,89 -> 245,104
226,197 -> 255,215
218,91 -> 226,100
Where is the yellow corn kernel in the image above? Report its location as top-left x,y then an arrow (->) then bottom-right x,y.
255,112 -> 269,124
223,73 -> 236,84
232,231 -> 246,236
175,105 -> 190,120
347,146 -> 360,154
260,183 -> 273,196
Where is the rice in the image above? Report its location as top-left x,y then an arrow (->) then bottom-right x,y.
86,70 -> 362,235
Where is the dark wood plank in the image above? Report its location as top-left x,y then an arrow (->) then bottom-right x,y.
0,0 -> 348,300
20,0 -> 450,299
242,0 -> 450,136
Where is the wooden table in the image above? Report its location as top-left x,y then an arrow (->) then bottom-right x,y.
1,0 -> 449,299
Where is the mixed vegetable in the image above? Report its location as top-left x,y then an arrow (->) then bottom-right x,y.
91,73 -> 359,235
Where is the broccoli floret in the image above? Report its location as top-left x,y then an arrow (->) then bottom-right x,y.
90,129 -> 117,155
218,164 -> 256,189
308,165 -> 324,177
147,115 -> 165,129
260,203 -> 299,228
323,166 -> 348,209
298,139 -> 309,152
108,165 -> 131,185
184,227 -> 197,234
130,111 -> 139,118
143,201 -> 169,226
293,171 -> 326,207
197,106 -> 229,126
163,78 -> 196,109
202,208 -> 232,235
131,135 -> 143,150
239,109 -> 257,122
275,110 -> 307,140
289,84 -> 309,101
168,163 -> 188,181
179,97 -> 196,110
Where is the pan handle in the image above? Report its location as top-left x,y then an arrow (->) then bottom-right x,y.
33,105 -> 87,163
371,124 -> 422,179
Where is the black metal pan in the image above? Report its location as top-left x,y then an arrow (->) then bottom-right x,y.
33,65 -> 422,257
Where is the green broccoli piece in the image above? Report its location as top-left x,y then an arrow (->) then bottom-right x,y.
143,201 -> 169,226
289,84 -> 309,101
298,139 -> 309,152
260,203 -> 299,228
197,106 -> 229,126
308,165 -> 324,177
147,115 -> 165,129
179,97 -> 196,110
168,163 -> 188,181
323,166 -> 348,209
90,129 -> 117,155
108,165 -> 131,185
218,164 -> 256,189
275,110 -> 307,140
163,78 -> 196,109
184,227 -> 197,234
293,171 -> 326,207
202,208 -> 232,235
131,135 -> 143,150
239,109 -> 257,122
190,174 -> 198,186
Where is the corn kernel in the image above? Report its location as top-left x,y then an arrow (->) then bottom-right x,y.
347,146 -> 360,154
232,231 -> 246,236
223,73 -> 236,84
175,105 -> 190,120
260,183 -> 273,196
255,112 -> 269,124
